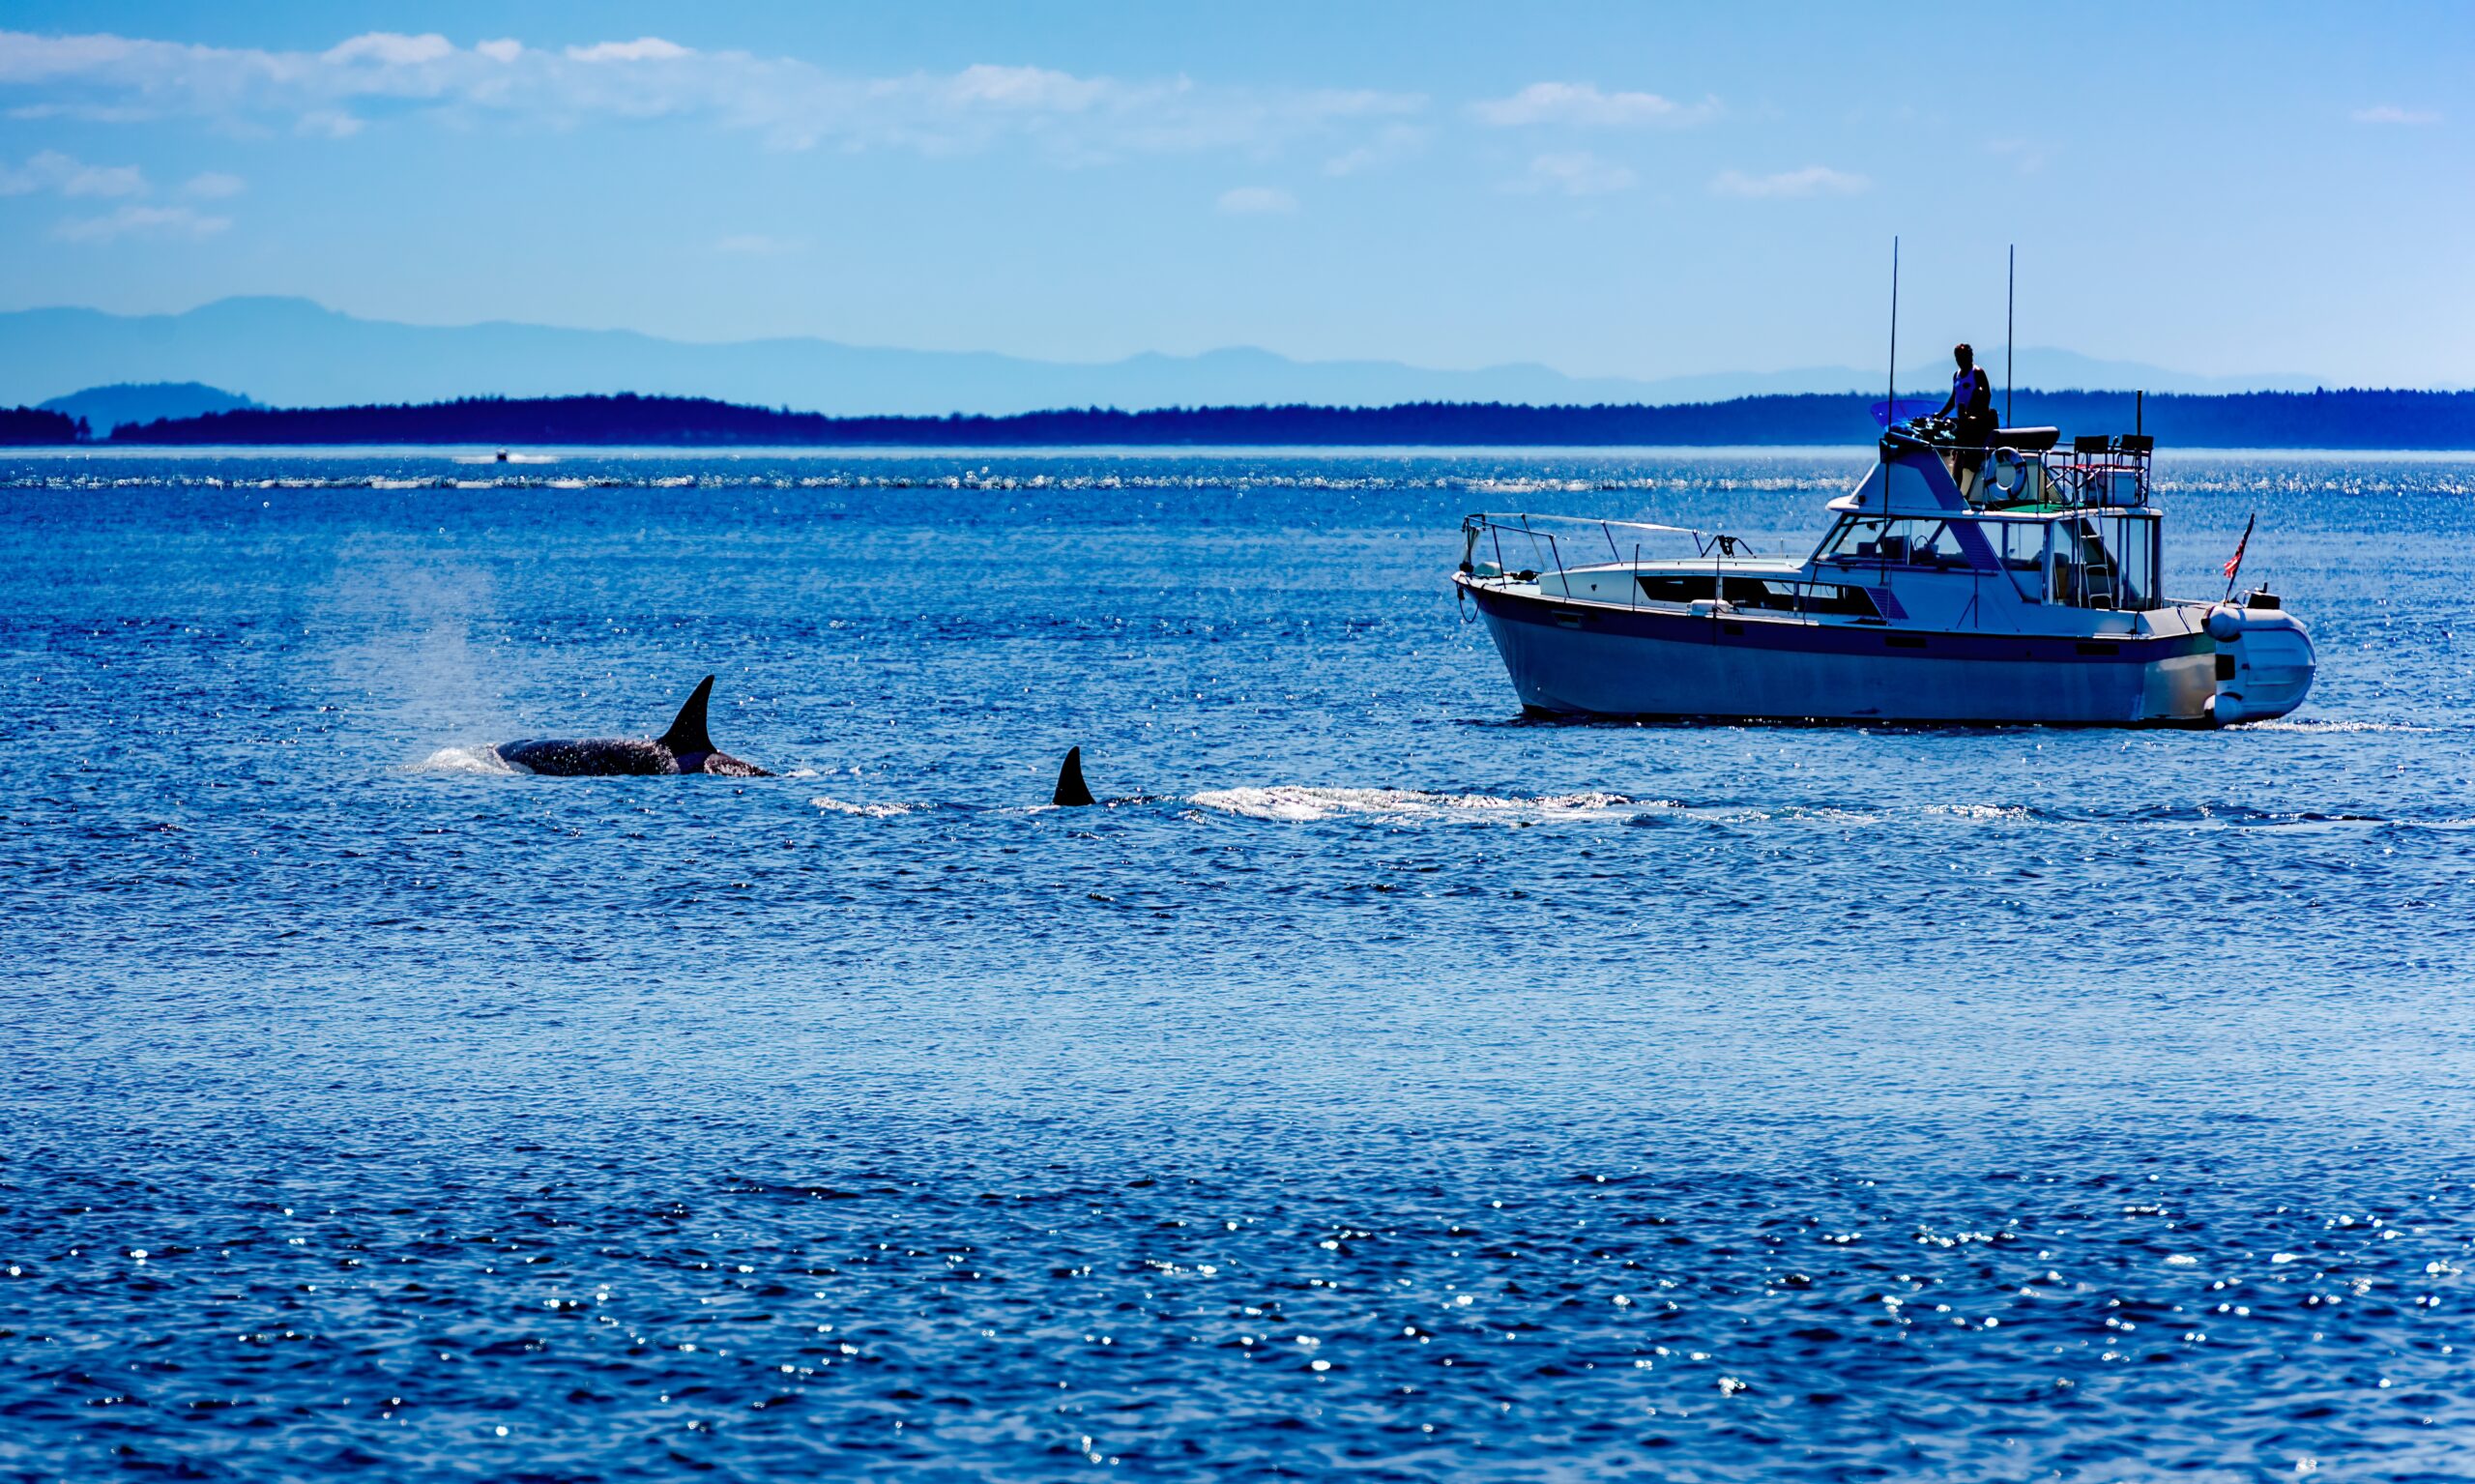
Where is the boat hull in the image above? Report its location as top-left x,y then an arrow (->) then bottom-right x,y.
1467,583 -> 2231,726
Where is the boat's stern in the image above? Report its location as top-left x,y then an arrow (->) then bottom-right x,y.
2204,595 -> 2315,725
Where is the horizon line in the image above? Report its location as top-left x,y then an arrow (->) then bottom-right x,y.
0,294 -> 2352,392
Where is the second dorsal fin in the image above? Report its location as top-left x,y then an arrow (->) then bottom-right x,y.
1052,746 -> 1096,806
657,675 -> 717,755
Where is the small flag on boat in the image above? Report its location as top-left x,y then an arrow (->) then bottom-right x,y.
2223,513 -> 2255,580
2222,511 -> 2256,597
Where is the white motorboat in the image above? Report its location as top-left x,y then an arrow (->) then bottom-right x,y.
1454,421 -> 2314,726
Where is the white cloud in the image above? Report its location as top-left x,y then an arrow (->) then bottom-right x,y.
1471,80 -> 1714,128
0,28 -> 1425,160
1323,123 -> 1424,177
714,232 -> 803,255
1521,151 -> 1635,195
298,109 -> 364,138
565,37 -> 692,64
52,203 -> 229,242
2352,104 -> 2439,125
323,32 -> 454,67
1986,137 -> 2048,175
944,63 -> 1106,112
1216,185 -> 1296,215
0,147 -> 245,236
0,148 -> 143,196
1710,164 -> 1869,199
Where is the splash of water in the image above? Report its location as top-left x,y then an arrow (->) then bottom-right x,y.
1189,786 -> 1639,823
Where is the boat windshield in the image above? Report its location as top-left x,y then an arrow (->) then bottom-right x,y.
1816,516 -> 1971,567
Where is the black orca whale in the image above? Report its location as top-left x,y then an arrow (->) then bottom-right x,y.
497,675 -> 772,777
1045,748 -> 1162,808
1053,745 -> 1097,806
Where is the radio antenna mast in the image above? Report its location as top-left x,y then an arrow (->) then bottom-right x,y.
2005,244 -> 2016,425
1887,237 -> 1900,441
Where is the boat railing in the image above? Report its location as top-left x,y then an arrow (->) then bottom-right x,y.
2053,432 -> 2155,509
1888,419 -> 2155,510
1459,512 -> 1753,587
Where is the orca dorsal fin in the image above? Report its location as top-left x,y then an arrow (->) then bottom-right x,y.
658,675 -> 718,755
1053,746 -> 1096,807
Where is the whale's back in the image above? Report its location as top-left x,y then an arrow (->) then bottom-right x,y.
493,675 -> 769,776
497,738 -> 679,776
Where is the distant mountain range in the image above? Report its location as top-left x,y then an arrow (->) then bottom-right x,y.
0,298 -> 2344,420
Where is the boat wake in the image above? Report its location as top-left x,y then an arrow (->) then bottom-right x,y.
394,766 -> 2453,836
809,795 -> 926,818
2241,717 -> 2440,734
1189,786 -> 1641,823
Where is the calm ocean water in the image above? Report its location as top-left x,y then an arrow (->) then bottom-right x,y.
6,447 -> 2475,1481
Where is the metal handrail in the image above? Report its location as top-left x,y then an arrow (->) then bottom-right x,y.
1462,511 -> 1757,563
1885,418 -> 2153,511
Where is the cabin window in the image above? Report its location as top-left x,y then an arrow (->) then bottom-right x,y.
1820,517 -> 1969,568
2044,518 -> 2159,611
1720,577 -> 1879,617
1997,521 -> 2049,601
2110,514 -> 2160,609
2047,521 -> 2095,606
1720,577 -> 1799,610
1635,573 -> 1719,604
1820,516 -> 1888,559
1909,522 -> 1971,567
1801,584 -> 1883,618
1636,573 -> 1878,619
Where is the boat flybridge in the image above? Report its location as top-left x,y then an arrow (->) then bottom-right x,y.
1453,419 -> 2315,726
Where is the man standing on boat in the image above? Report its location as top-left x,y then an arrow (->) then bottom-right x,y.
1936,342 -> 1997,495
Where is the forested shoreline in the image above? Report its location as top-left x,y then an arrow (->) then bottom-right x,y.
39,388 -> 2475,450
0,406 -> 82,444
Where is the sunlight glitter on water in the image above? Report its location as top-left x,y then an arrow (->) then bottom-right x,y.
1188,786 -> 1643,822
8,449 -> 2475,1479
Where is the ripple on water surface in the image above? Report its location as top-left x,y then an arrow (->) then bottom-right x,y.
6,1118 -> 2472,1481
6,451 -> 2475,1478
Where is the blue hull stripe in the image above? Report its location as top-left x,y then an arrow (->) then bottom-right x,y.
1467,582 -> 2207,665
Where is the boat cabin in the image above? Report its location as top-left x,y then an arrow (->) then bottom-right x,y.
1820,425 -> 2162,613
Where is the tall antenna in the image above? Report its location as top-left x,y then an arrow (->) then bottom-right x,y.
2005,244 -> 2015,425
1887,236 -> 1900,443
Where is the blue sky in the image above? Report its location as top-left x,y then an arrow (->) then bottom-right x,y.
0,2 -> 2467,384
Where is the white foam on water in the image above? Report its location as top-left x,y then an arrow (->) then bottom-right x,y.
809,795 -> 919,818
1188,786 -> 1637,823
1752,804 -> 1884,826
408,745 -> 521,774
2245,718 -> 2438,734
1923,803 -> 2037,822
